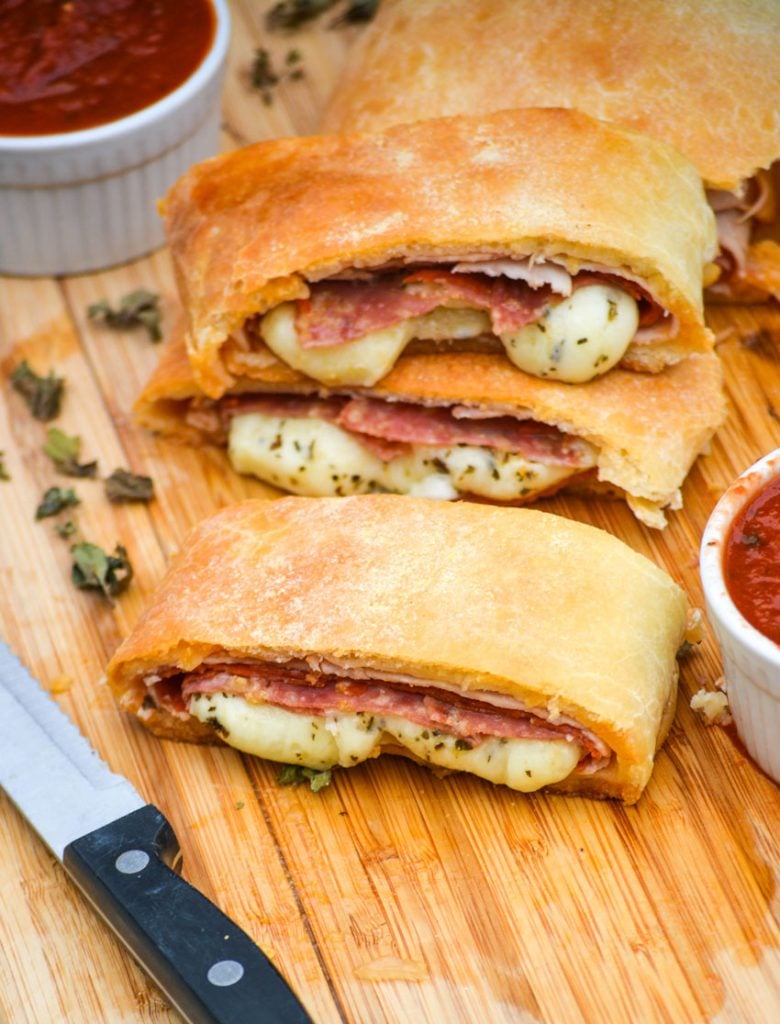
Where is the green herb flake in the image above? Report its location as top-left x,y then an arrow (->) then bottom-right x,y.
454,739 -> 473,751
607,299 -> 618,322
104,468 -> 155,504
250,47 -> 279,103
70,541 -> 133,603
10,360 -> 64,421
88,289 -> 162,342
0,452 -> 9,481
43,427 -> 98,478
266,0 -> 334,31
54,519 -> 78,539
330,0 -> 379,25
277,764 -> 333,792
249,46 -> 306,105
36,486 -> 81,520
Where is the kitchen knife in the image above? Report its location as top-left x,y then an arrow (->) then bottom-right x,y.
0,639 -> 314,1024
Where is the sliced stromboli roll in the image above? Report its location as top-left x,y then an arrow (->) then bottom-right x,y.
106,496 -> 696,803
321,0 -> 780,303
134,326 -> 724,529
161,107 -> 716,398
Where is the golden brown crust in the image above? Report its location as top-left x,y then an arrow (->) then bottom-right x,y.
162,107 -> 716,398
106,495 -> 689,802
134,325 -> 725,524
322,0 -> 780,190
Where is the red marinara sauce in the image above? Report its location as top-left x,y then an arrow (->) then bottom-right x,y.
0,0 -> 215,136
723,474 -> 780,646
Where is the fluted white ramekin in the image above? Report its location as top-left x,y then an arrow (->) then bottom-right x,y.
700,448 -> 780,784
0,0 -> 230,276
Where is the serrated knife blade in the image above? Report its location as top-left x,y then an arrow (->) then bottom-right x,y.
0,639 -> 313,1024
0,639 -> 144,858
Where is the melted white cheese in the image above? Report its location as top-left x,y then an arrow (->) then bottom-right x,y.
261,303 -> 489,386
260,284 -> 638,386
502,284 -> 638,381
189,693 -> 582,792
228,413 -> 588,500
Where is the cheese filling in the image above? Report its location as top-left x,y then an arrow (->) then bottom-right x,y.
260,284 -> 638,386
189,693 -> 582,792
502,284 -> 638,381
228,413 -> 593,501
261,304 -> 489,387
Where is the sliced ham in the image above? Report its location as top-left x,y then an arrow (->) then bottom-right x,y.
177,663 -> 609,769
451,258 -> 573,295
337,398 -> 590,466
706,174 -> 776,293
714,209 -> 751,278
707,173 -> 775,224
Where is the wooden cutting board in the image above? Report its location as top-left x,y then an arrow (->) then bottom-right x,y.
1,4 -> 779,1022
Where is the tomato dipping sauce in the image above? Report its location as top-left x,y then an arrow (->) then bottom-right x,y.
723,474 -> 780,646
0,0 -> 215,136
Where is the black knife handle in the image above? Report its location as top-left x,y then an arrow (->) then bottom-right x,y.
63,804 -> 314,1024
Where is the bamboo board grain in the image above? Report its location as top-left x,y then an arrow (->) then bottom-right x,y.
1,5 -> 780,1023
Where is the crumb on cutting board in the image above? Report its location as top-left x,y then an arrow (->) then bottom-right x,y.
690,681 -> 733,726
48,674 -> 73,694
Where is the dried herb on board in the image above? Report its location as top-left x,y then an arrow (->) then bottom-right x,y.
277,764 -> 333,792
54,519 -> 78,539
71,542 -> 133,603
36,486 -> 81,520
266,0 -> 333,30
329,0 -> 378,25
43,427 -> 98,478
104,468 -> 155,504
10,360 -> 64,421
0,452 -> 9,481
249,47 -> 304,105
88,289 -> 163,342
265,0 -> 378,31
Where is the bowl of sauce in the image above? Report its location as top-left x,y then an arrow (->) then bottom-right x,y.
0,0 -> 230,275
700,447 -> 780,784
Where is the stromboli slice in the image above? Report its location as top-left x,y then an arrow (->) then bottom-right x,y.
106,496 -> 695,802
161,107 -> 716,397
133,325 -> 725,528
321,0 -> 780,303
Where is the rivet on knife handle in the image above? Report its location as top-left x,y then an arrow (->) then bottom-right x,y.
63,804 -> 314,1024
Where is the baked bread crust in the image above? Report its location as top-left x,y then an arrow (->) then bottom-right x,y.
321,0 -> 780,190
106,495 -> 691,802
161,107 -> 716,398
134,326 -> 725,527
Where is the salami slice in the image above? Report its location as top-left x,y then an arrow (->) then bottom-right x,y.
296,276 -> 438,348
179,663 -> 609,766
337,398 -> 590,466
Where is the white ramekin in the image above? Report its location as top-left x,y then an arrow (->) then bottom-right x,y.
700,448 -> 780,784
0,0 -> 230,277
